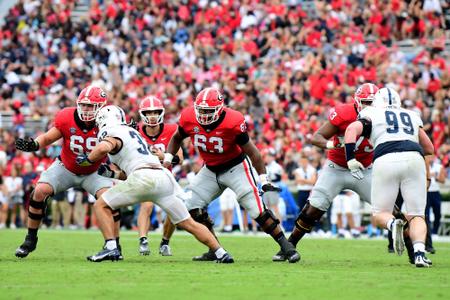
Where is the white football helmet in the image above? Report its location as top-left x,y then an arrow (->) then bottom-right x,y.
372,87 -> 401,109
95,105 -> 127,129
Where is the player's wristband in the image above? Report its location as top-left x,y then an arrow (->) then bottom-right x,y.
163,153 -> 174,164
345,143 -> 356,161
326,140 -> 335,149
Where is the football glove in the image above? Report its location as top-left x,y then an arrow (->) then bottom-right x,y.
347,158 -> 364,180
15,138 -> 39,152
326,139 -> 344,150
76,154 -> 94,167
98,164 -> 120,179
260,174 -> 282,193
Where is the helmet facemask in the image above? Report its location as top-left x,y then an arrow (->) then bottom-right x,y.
194,104 -> 223,125
140,108 -> 165,126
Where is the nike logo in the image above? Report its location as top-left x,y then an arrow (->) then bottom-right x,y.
216,131 -> 222,134
161,138 -> 167,141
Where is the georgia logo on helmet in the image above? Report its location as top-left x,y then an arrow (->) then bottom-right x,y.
95,105 -> 127,129
194,87 -> 224,125
139,95 -> 165,126
354,83 -> 379,111
76,85 -> 108,121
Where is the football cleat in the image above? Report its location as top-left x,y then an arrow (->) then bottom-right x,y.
159,244 -> 172,256
139,239 -> 150,256
192,250 -> 216,261
117,244 -> 124,260
425,247 -> 436,254
216,253 -> 234,264
87,248 -> 121,262
15,235 -> 38,258
272,248 -> 301,263
272,250 -> 286,262
414,251 -> 431,268
392,219 -> 405,256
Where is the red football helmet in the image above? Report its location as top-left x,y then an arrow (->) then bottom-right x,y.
76,86 -> 108,121
139,95 -> 165,126
194,87 -> 224,125
354,83 -> 379,111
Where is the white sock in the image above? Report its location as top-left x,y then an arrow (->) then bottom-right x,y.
214,247 -> 226,259
224,225 -> 232,231
413,242 -> 425,253
386,218 -> 395,231
105,239 -> 117,250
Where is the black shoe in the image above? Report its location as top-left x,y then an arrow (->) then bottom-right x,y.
404,236 -> 415,264
285,249 -> 301,263
15,235 -> 38,258
216,253 -> 234,264
272,250 -> 287,262
87,248 -> 121,262
425,247 -> 436,254
117,244 -> 124,260
272,248 -> 300,263
414,251 -> 432,268
193,250 -> 216,261
387,247 -> 395,254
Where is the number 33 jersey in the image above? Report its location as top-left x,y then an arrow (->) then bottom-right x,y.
358,106 -> 423,150
54,107 -> 105,175
98,125 -> 161,175
178,107 -> 249,167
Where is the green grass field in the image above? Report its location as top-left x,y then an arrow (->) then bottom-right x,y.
0,230 -> 449,300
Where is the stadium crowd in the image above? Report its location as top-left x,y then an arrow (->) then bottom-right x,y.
0,0 -> 449,231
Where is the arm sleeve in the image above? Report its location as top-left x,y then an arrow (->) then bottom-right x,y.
177,126 -> 189,139
359,118 -> 372,138
235,132 -> 250,145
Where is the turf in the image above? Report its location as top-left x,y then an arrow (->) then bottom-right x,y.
0,230 -> 449,300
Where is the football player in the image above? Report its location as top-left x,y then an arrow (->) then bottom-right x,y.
272,83 -> 378,261
77,105 -> 234,263
136,96 -> 182,256
344,87 -> 435,267
14,86 -> 122,258
162,87 -> 300,263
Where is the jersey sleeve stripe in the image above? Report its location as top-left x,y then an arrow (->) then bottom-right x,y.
243,159 -> 263,214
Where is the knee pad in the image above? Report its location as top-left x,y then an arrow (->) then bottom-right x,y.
28,191 -> 50,221
255,209 -> 280,235
189,208 -> 214,230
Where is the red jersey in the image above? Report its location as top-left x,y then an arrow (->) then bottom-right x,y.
178,107 -> 248,167
328,103 -> 373,168
139,123 -> 178,152
54,107 -> 104,175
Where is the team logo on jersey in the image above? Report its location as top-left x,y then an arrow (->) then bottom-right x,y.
70,127 -> 76,134
240,122 -> 247,132
194,126 -> 200,133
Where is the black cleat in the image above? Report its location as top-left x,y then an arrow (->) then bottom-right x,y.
425,247 -> 436,254
216,253 -> 234,264
15,235 -> 38,258
272,248 -> 301,263
272,250 -> 287,262
414,251 -> 432,268
117,244 -> 124,260
87,248 -> 121,262
193,250 -> 216,261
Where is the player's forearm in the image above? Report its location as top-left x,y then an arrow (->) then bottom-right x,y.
311,133 -> 329,149
35,128 -> 62,149
344,122 -> 362,144
166,133 -> 183,156
87,142 -> 112,162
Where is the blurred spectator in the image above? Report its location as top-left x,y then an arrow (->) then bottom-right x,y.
425,154 -> 446,252
4,166 -> 24,228
294,153 -> 317,211
332,190 -> 361,238
219,188 -> 236,233
51,191 -> 69,229
263,151 -> 283,222
0,174 -> 7,228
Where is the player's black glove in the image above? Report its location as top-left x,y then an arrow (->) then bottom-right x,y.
98,163 -> 119,179
15,138 -> 39,152
259,174 -> 282,193
127,118 -> 138,131
76,154 -> 94,167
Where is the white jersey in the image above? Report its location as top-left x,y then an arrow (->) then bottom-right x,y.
359,106 -> 423,149
99,125 -> 161,175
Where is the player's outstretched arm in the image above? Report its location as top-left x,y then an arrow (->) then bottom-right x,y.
15,127 -> 62,152
311,121 -> 340,149
240,140 -> 265,175
419,128 -> 434,156
163,130 -> 185,167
